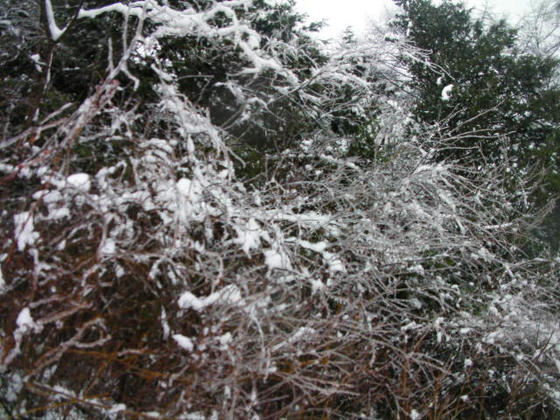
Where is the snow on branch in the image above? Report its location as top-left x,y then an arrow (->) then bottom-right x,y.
77,0 -> 298,83
43,0 -> 67,41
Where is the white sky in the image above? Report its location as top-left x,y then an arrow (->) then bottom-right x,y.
295,0 -> 537,39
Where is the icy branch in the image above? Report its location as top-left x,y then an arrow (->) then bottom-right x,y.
43,0 -> 67,41
77,0 -> 298,83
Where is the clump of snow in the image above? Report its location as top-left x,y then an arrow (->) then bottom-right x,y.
217,333 -> 232,349
296,239 -> 328,253
264,248 -> 291,271
324,252 -> 346,273
401,321 -> 420,332
16,307 -> 40,333
3,307 -> 42,365
100,238 -> 116,255
14,212 -> 39,251
233,218 -> 269,256
409,264 -> 425,276
473,247 -> 494,262
308,278 -> 325,294
173,334 -> 194,352
41,191 -> 69,216
67,173 -> 91,192
178,291 -> 206,312
178,285 -> 243,312
176,177 -> 202,199
290,327 -> 316,343
292,239 -> 344,273
107,404 -> 127,414
161,309 -> 170,340
441,84 -> 454,101
410,409 -> 421,420
3,371 -> 23,402
30,53 -> 43,72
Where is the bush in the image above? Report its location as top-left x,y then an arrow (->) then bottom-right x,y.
1,1 -> 559,418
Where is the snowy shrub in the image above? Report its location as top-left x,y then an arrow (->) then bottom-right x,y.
1,1 -> 559,419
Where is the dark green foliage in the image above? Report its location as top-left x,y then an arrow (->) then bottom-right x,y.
394,0 -> 560,174
391,0 -> 560,253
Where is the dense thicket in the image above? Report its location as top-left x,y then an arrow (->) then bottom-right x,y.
1,1 -> 560,419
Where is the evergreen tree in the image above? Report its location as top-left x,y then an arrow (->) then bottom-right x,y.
393,0 -> 560,189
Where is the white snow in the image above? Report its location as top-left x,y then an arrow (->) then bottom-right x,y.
401,321 -> 420,331
33,189 -> 71,219
441,84 -> 454,101
30,53 -> 43,72
3,307 -> 42,365
78,0 -> 296,82
297,240 -> 328,253
67,173 -> 91,192
324,252 -> 346,273
78,3 -> 141,20
178,291 -> 205,311
264,249 -> 283,269
161,309 -> 170,340
288,239 -> 345,273
49,207 -> 71,220
107,404 -> 127,414
33,189 -> 58,203
264,248 -> 291,271
173,334 -> 194,352
176,178 -> 201,199
476,247 -> 494,262
100,238 -> 116,255
16,307 -> 40,333
308,278 -> 325,294
43,0 -> 67,41
409,264 -> 425,276
4,372 -> 23,403
178,285 -> 243,312
14,212 -> 39,251
217,332 -> 232,348
233,218 -> 268,256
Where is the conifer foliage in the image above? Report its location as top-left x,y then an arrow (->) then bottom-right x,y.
1,1 -> 560,419
393,0 -> 560,190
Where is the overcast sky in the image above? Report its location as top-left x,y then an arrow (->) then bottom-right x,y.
295,0 -> 536,39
